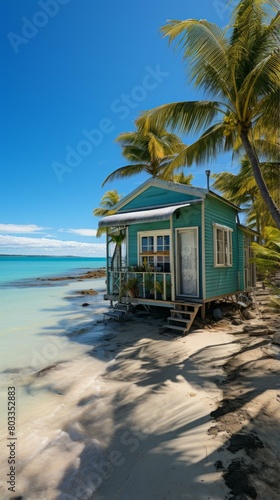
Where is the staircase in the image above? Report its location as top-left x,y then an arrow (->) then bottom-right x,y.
103,303 -> 133,322
164,302 -> 201,336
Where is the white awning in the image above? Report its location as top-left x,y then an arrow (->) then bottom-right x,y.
98,201 -> 201,228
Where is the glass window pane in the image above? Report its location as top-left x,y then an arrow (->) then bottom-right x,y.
224,231 -> 228,264
157,234 -> 169,251
148,237 -> 154,251
157,236 -> 163,250
216,229 -> 224,264
228,232 -> 232,265
142,236 -> 154,252
164,235 -> 170,250
142,237 -> 148,252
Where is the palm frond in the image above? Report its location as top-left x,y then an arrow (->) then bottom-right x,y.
93,190 -> 121,211
171,172 -> 194,185
161,19 -> 231,99
94,208 -> 114,217
162,122 -> 237,179
239,50 -> 279,120
250,133 -> 280,160
146,133 -> 165,161
137,101 -> 230,137
102,163 -> 148,186
254,88 -> 280,133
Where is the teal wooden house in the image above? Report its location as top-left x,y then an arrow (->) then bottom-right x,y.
99,179 -> 256,332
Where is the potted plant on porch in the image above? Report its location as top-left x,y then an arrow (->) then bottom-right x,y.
144,272 -> 155,299
155,280 -> 164,300
125,276 -> 140,298
155,279 -> 172,300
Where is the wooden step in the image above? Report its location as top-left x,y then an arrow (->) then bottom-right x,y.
170,309 -> 197,314
173,306 -> 199,312
165,302 -> 202,334
170,309 -> 197,317
175,301 -> 201,308
167,317 -> 191,325
174,301 -> 198,306
164,324 -> 189,334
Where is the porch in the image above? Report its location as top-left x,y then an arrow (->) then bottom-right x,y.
104,269 -> 203,334
105,270 -> 172,302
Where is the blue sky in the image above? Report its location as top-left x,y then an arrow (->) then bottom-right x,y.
0,0 -> 237,256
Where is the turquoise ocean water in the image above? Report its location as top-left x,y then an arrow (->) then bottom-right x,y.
0,256 -> 110,498
0,255 -> 106,285
0,254 -> 107,373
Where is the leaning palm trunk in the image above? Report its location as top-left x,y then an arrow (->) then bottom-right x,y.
240,129 -> 280,229
212,156 -> 279,236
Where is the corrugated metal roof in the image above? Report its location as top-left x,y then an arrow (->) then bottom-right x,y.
98,201 -> 201,228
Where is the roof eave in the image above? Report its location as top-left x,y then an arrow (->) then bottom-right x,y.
207,190 -> 241,211
237,224 -> 260,236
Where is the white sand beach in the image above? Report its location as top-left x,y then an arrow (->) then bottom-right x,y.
2,283 -> 278,500
0,274 -> 280,500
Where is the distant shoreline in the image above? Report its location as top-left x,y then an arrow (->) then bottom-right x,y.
36,268 -> 106,282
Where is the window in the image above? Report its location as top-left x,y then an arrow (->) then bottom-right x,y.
139,231 -> 170,272
213,224 -> 233,267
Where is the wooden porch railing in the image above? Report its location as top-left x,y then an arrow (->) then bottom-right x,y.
107,270 -> 172,301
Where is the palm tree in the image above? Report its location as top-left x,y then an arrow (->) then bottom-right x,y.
137,0 -> 280,227
93,189 -> 122,237
102,124 -> 186,186
93,189 -> 126,270
171,171 -> 194,185
252,226 -> 280,275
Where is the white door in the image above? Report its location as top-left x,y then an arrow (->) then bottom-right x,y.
176,228 -> 199,297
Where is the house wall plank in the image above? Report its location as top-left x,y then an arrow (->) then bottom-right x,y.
204,196 -> 239,299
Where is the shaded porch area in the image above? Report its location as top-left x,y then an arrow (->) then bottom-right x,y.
106,270 -> 172,302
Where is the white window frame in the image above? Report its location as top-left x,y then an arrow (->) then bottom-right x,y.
213,224 -> 233,267
138,230 -> 171,271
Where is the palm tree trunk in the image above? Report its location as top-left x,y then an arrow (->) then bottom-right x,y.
240,130 -> 280,230
111,243 -> 121,271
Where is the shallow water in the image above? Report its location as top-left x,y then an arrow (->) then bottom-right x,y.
0,258 -> 113,499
